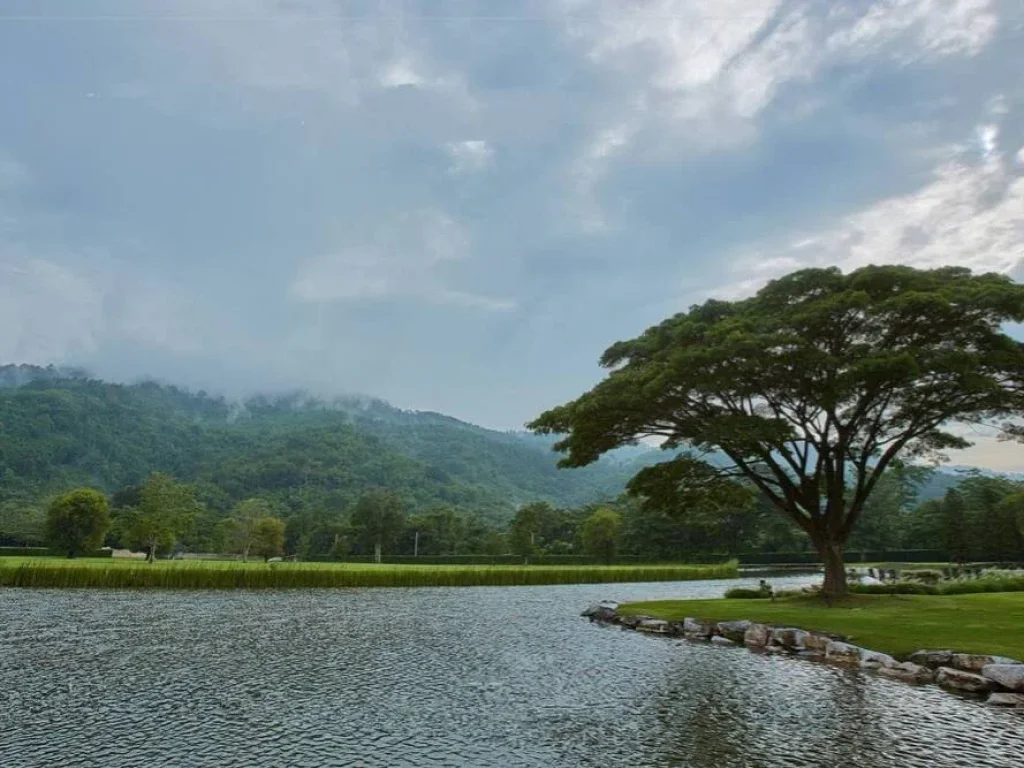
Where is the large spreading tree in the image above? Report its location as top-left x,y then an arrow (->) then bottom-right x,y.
529,265 -> 1024,597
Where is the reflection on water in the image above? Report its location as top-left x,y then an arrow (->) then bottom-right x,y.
2,577 -> 1022,767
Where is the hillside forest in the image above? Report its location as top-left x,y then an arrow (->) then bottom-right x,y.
2,365 -> 1023,562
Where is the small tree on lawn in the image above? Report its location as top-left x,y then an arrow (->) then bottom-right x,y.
530,265 -> 1024,598
580,507 -> 622,564
351,490 -> 405,563
45,488 -> 110,558
508,504 -> 541,563
121,473 -> 203,563
251,516 -> 286,561
229,498 -> 275,561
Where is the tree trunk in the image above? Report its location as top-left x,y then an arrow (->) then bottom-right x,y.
242,544 -> 249,563
374,540 -> 382,564
815,538 -> 848,599
147,542 -> 156,564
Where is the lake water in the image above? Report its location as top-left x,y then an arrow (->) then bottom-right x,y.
2,577 -> 1022,767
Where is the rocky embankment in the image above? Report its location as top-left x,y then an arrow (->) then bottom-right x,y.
583,601 -> 1024,710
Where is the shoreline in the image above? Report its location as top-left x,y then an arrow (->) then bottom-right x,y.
584,600 -> 1024,710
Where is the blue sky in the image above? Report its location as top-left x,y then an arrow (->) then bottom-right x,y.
2,1 -> 1024,466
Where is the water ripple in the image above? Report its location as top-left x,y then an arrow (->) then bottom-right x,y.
1,579 -> 1022,767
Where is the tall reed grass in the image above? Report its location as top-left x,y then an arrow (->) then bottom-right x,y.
0,558 -> 738,589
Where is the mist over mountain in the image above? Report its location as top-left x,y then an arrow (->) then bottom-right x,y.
0,364 -> 667,521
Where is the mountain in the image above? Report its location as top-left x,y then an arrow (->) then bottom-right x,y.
0,365 -> 661,521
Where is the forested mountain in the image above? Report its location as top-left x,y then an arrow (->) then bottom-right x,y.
0,365 -> 653,522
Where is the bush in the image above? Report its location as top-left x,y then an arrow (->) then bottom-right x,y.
0,547 -> 50,557
724,587 -> 771,599
902,569 -> 944,584
0,547 -> 111,558
850,582 -> 937,595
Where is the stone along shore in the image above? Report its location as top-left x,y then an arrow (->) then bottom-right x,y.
583,602 -> 1024,710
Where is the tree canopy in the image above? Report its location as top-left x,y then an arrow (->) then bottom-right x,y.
45,488 -> 110,558
530,265 -> 1024,595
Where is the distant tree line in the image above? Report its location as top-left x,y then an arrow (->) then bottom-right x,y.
11,466 -> 1024,564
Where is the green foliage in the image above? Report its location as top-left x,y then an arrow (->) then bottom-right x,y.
531,265 -> 1024,595
0,366 -> 668,535
350,490 -> 405,562
0,558 -> 738,589
0,499 -> 45,547
225,498 -> 275,560
45,488 -> 110,558
116,473 -> 204,561
722,587 -> 771,599
580,508 -> 622,563
251,516 -> 286,560
508,503 -> 543,559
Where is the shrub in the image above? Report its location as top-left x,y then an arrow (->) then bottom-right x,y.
902,569 -> 943,584
850,582 -> 938,595
724,587 -> 771,599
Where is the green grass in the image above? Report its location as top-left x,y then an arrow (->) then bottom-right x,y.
0,557 -> 737,589
618,592 -> 1024,660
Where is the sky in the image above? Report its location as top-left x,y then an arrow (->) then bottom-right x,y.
2,0 -> 1024,468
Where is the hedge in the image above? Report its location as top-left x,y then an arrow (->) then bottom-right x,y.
0,547 -> 113,558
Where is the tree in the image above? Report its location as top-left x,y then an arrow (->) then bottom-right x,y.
120,473 -> 203,562
508,504 -> 541,562
580,508 -> 622,563
350,490 -> 405,563
0,499 -> 45,547
251,516 -> 286,560
228,498 -> 275,561
529,266 -> 1024,597
846,465 -> 931,553
45,488 -> 110,558
937,489 -> 971,564
959,475 -> 1024,561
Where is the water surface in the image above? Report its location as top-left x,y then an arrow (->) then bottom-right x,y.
2,577 -> 1022,767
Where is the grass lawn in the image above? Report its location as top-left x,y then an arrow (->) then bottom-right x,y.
0,557 -> 737,589
618,592 -> 1024,660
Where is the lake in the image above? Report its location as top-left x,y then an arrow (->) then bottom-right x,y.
2,577 -> 1022,767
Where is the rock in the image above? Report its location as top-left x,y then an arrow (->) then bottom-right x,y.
950,653 -> 1022,673
860,650 -> 897,670
710,635 -> 736,647
771,628 -> 808,650
716,620 -> 752,642
908,650 -> 955,669
803,633 -> 832,651
825,641 -> 863,666
936,667 -> 998,694
981,664 -> 1024,692
795,649 -> 825,661
636,619 -> 672,634
581,603 -> 619,622
683,617 -> 714,639
987,692 -> 1024,707
618,614 -> 643,629
877,662 -> 934,684
743,623 -> 771,647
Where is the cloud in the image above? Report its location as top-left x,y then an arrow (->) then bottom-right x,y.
289,210 -> 514,310
717,131 -> 1024,298
559,0 -> 1001,230
444,140 -> 494,174
143,0 -> 473,111
0,250 -> 104,363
